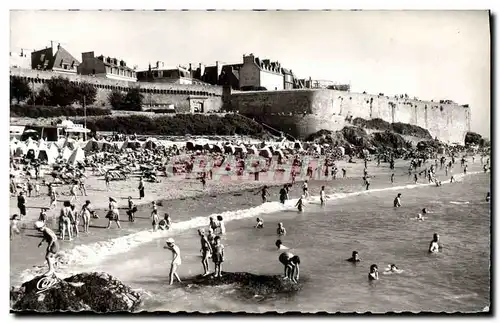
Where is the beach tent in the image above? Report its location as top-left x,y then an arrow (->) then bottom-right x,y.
14,142 -> 27,157
294,141 -> 304,151
224,144 -> 235,155
259,147 -> 272,158
62,146 -> 73,161
25,139 -> 39,160
62,138 -> 77,150
145,138 -> 160,150
48,142 -> 59,159
67,147 -> 85,165
84,138 -> 100,152
36,140 -> 56,164
247,145 -> 258,155
210,144 -> 223,153
186,141 -> 195,151
235,144 -> 247,154
273,149 -> 285,159
99,140 -> 113,151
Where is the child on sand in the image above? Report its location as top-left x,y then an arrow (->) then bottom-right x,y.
255,218 -> 264,229
212,236 -> 224,278
217,215 -> 226,235
39,208 -> 48,224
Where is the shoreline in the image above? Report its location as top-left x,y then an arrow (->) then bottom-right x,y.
10,157 -> 487,286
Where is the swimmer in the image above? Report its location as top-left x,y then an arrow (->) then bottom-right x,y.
429,233 -> 440,253
255,217 -> 264,229
278,252 -> 300,283
383,264 -> 404,274
159,213 -> 171,230
320,186 -> 326,207
486,192 -> 490,203
277,222 -> 286,236
275,239 -> 289,250
256,185 -> 270,203
295,195 -> 305,213
346,251 -> 361,263
368,264 -> 379,281
393,193 -> 402,208
164,238 -> 182,285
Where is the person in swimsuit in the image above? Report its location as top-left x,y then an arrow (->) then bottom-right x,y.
39,208 -> 48,224
70,204 -> 80,238
393,193 -> 402,208
255,217 -> 264,229
49,185 -> 57,209
164,238 -> 182,285
35,182 -> 40,197
429,233 -> 440,253
151,209 -> 159,232
391,173 -> 395,184
159,213 -> 172,230
368,264 -> 379,281
277,222 -> 286,236
207,228 -> 216,256
217,215 -> 226,235
10,214 -> 21,240
296,195 -> 305,213
199,229 -> 212,276
127,196 -> 137,222
17,191 -> 26,219
212,236 -> 224,278
106,197 -> 121,229
138,177 -> 145,200
302,181 -> 309,198
346,251 -> 361,263
486,192 -> 491,203
80,200 -> 92,233
275,239 -> 288,250
279,252 -> 300,283
69,182 -> 78,203
59,201 -> 72,241
256,185 -> 270,203
383,264 -> 403,274
320,186 -> 326,207
209,216 -> 218,233
35,221 -> 60,277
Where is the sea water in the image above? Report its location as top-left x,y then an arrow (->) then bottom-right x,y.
18,171 -> 489,313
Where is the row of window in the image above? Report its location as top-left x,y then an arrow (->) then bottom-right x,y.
105,66 -> 136,78
17,75 -> 220,96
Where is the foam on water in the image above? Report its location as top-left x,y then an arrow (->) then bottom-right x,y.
18,171 -> 481,284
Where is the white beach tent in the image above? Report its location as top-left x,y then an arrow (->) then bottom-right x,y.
36,140 -> 56,164
84,138 -> 100,152
235,144 -> 247,154
48,142 -> 60,159
67,147 -> 85,165
26,139 -> 39,159
247,145 -> 258,155
224,144 -> 235,155
62,146 -> 73,161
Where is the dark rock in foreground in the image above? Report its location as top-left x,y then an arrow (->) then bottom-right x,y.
10,272 -> 142,313
183,271 -> 301,299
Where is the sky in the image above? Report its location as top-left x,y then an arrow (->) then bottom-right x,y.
9,10 -> 491,136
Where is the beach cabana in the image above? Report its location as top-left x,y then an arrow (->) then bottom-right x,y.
36,140 -> 56,164
273,149 -> 285,159
61,146 -> 73,161
235,144 -> 247,154
84,138 -> 100,152
259,147 -> 272,158
67,147 -> 86,165
247,145 -> 258,155
224,144 -> 235,155
186,141 -> 195,151
294,141 -> 304,151
211,144 -> 223,153
14,142 -> 27,157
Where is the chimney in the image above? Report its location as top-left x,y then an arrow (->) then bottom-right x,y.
216,61 -> 222,78
189,63 -> 192,71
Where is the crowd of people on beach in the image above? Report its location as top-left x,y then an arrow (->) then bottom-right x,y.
9,133 -> 491,288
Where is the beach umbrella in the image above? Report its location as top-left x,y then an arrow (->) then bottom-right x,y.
67,147 -> 86,165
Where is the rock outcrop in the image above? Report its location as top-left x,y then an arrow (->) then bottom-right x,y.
183,272 -> 301,299
10,272 -> 142,313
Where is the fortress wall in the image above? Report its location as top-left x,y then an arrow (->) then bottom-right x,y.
230,89 -> 470,143
10,67 -> 223,111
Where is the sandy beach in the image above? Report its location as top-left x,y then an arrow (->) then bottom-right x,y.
10,154 -> 485,287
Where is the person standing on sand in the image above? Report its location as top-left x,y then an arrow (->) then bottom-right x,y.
35,182 -> 40,197
80,200 -> 92,233
320,186 -> 326,207
365,177 -> 371,190
27,179 -> 33,197
209,216 -> 218,233
199,229 -> 212,276
151,202 -> 159,232
164,238 -> 182,285
11,214 -> 21,240
106,197 -> 121,229
391,173 -> 395,184
212,236 -> 224,278
217,215 -> 226,235
127,196 -> 137,222
17,191 -> 26,219
105,172 -> 111,191
256,185 -> 270,203
279,185 -> 289,204
138,177 -> 145,200
296,195 -> 305,213
303,180 -> 309,198
69,181 -> 78,203
35,221 -> 59,277
342,168 -> 346,178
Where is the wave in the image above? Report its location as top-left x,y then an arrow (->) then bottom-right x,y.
18,171 -> 482,283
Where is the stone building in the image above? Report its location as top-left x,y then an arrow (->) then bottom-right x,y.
78,51 -> 137,82
31,43 -> 80,75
